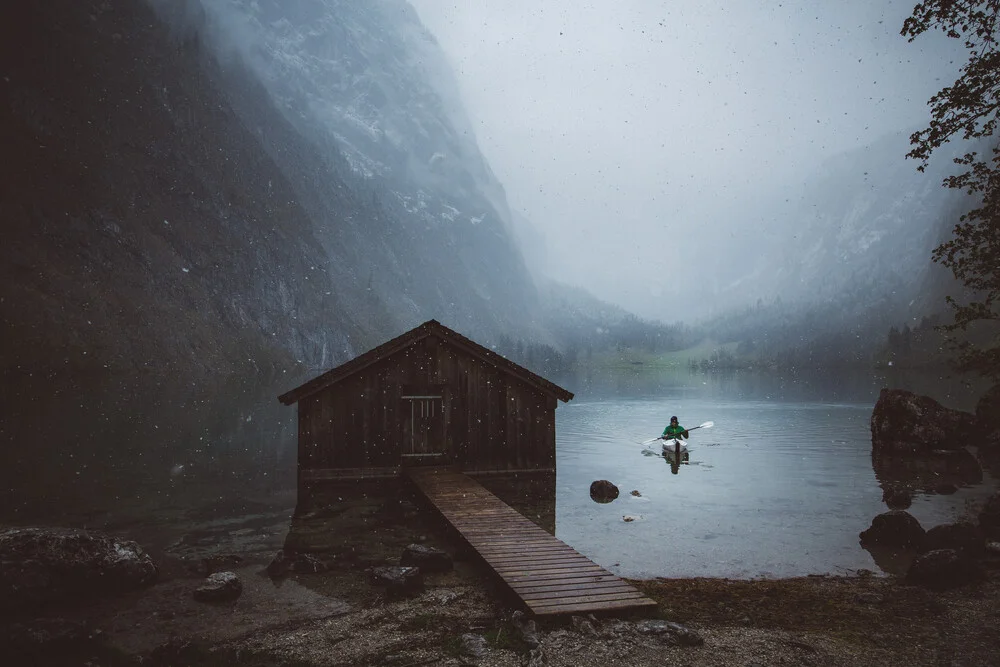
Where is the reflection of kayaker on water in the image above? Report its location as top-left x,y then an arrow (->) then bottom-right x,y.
660,416 -> 689,441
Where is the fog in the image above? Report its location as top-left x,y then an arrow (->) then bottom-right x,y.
408,0 -> 965,322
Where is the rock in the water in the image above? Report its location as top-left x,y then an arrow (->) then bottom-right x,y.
589,480 -> 619,503
369,565 -> 423,596
0,527 -> 157,612
906,549 -> 984,590
979,492 -> 1000,539
881,486 -> 913,510
859,510 -> 926,549
400,544 -> 453,573
921,521 -> 985,555
633,619 -> 704,646
192,571 -> 242,602
871,388 -> 977,457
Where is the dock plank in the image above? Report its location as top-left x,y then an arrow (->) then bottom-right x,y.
406,467 -> 656,616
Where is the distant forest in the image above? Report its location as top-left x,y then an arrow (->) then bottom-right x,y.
498,313 -> 698,377
492,289 -> 963,377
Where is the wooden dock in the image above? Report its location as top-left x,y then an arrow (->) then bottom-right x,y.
406,467 -> 657,616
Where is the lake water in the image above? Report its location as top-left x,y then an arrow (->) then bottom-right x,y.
3,365 -> 995,580
551,367 -> 996,579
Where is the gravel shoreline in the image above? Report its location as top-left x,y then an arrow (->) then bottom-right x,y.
4,480 -> 998,666
5,542 -> 997,667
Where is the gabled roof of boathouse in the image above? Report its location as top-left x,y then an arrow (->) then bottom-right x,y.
277,319 -> 574,405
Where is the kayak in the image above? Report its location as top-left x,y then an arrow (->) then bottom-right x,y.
642,422 -> 712,462
661,438 -> 690,460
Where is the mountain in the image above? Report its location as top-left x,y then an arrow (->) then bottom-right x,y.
0,0 -> 552,511
696,133 -> 968,325
1,0 -> 550,391
683,131 -> 979,368
1,0 -> 351,385
759,132 -> 965,309
151,0 -> 543,344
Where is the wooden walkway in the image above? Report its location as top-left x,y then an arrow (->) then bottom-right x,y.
406,467 -> 657,616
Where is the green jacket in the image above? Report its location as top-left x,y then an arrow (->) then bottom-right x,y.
662,423 -> 688,439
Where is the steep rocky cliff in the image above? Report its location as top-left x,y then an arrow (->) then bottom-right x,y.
2,0 -> 351,387
0,0 -> 543,513
1,0 -> 545,386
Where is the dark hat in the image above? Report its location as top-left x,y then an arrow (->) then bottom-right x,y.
670,416 -> 678,421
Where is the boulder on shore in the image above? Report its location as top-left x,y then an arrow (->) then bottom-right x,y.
920,521 -> 985,556
906,549 -> 984,590
589,480 -> 619,503
192,571 -> 242,602
870,388 -> 978,457
859,510 -> 926,549
0,527 -> 157,613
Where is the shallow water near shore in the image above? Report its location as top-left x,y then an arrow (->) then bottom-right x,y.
553,367 -> 997,579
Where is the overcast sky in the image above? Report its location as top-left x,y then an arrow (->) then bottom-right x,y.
407,0 -> 963,321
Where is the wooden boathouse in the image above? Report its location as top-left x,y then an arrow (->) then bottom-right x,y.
279,321 -> 658,615
278,320 -> 574,485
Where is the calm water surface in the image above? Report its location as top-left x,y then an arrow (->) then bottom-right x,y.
552,368 -> 996,579
5,365 -> 995,581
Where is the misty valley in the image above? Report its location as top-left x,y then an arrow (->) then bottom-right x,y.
3,1 -> 1000,666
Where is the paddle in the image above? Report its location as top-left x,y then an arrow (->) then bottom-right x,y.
640,421 -> 714,446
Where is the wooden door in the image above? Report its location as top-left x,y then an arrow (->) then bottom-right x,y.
401,394 -> 444,463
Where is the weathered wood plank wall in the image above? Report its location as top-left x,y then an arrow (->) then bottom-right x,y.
298,335 -> 556,476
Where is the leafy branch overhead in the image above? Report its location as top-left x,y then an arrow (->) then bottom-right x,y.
903,0 -> 1000,380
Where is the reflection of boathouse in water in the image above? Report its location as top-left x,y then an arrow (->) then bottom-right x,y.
278,320 -> 574,508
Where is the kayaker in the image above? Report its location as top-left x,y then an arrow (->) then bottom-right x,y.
661,416 -> 689,440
